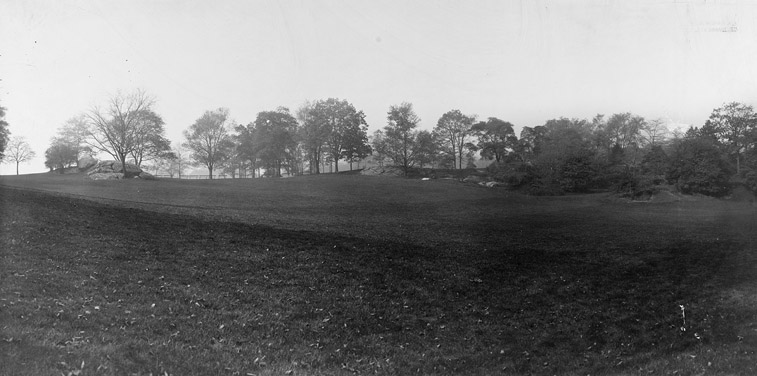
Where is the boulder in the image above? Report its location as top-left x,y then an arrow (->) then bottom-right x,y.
462,175 -> 485,183
137,172 -> 157,180
77,155 -> 98,171
87,161 -> 142,180
89,172 -> 124,180
87,160 -> 142,177
360,166 -> 405,176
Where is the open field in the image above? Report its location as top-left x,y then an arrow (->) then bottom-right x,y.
1,173 -> 757,375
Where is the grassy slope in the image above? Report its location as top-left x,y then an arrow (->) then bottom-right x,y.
1,173 -> 757,375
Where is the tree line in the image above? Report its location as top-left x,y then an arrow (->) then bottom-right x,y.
24,89 -> 757,197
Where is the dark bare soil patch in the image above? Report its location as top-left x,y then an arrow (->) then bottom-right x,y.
1,177 -> 757,375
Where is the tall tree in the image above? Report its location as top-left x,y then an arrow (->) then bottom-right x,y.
248,107 -> 298,177
370,129 -> 390,167
0,106 -> 10,160
340,118 -> 372,170
469,117 -> 517,163
86,89 -> 159,177
640,118 -> 670,148
516,126 -> 546,163
384,102 -> 421,173
668,130 -> 733,196
701,102 -> 757,174
128,110 -> 172,167
434,109 -> 476,169
297,101 -> 330,174
414,130 -> 438,168
299,98 -> 367,173
601,113 -> 645,150
58,114 -> 91,160
44,137 -> 78,173
4,136 -> 36,175
183,108 -> 235,179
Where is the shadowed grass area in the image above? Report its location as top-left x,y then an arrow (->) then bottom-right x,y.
1,174 -> 756,375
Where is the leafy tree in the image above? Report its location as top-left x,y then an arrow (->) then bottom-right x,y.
516,126 -> 546,163
86,90 -> 161,177
340,119 -> 372,170
434,109 -> 475,169
469,117 -> 517,163
701,102 -> 757,174
299,98 -> 367,173
601,113 -> 645,150
384,102 -> 421,173
370,129 -> 390,167
235,122 -> 260,177
4,136 -> 36,175
128,110 -> 172,167
523,118 -> 596,194
45,138 -> 78,172
668,132 -> 732,196
247,107 -> 298,177
58,114 -> 91,160
414,130 -> 438,168
183,108 -> 235,179
296,100 -> 330,174
638,145 -> 669,187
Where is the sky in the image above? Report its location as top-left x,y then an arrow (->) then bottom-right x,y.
2,0 -> 757,174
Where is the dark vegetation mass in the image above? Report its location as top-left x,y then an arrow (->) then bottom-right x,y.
1,174 -> 757,375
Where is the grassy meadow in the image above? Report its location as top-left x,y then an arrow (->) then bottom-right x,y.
1,172 -> 756,375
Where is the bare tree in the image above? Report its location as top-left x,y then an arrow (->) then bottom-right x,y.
641,118 -> 670,148
86,89 -> 156,177
4,136 -> 36,175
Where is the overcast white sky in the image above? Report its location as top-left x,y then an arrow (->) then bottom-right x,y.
2,0 -> 757,174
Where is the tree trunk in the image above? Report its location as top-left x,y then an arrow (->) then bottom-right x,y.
16,162 -> 19,175
119,154 -> 129,178
208,165 -> 213,180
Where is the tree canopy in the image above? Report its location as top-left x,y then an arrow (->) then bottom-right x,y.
183,108 -> 235,179
434,109 -> 476,169
383,102 -> 421,173
86,90 -> 168,177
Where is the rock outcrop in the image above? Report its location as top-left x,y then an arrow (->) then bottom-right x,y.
77,156 -> 98,171
86,160 -> 143,180
360,166 -> 405,176
89,172 -> 125,180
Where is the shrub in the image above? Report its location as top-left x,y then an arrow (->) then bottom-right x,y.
485,161 -> 527,187
667,137 -> 732,197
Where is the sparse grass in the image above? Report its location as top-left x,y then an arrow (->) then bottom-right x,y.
1,173 -> 756,375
